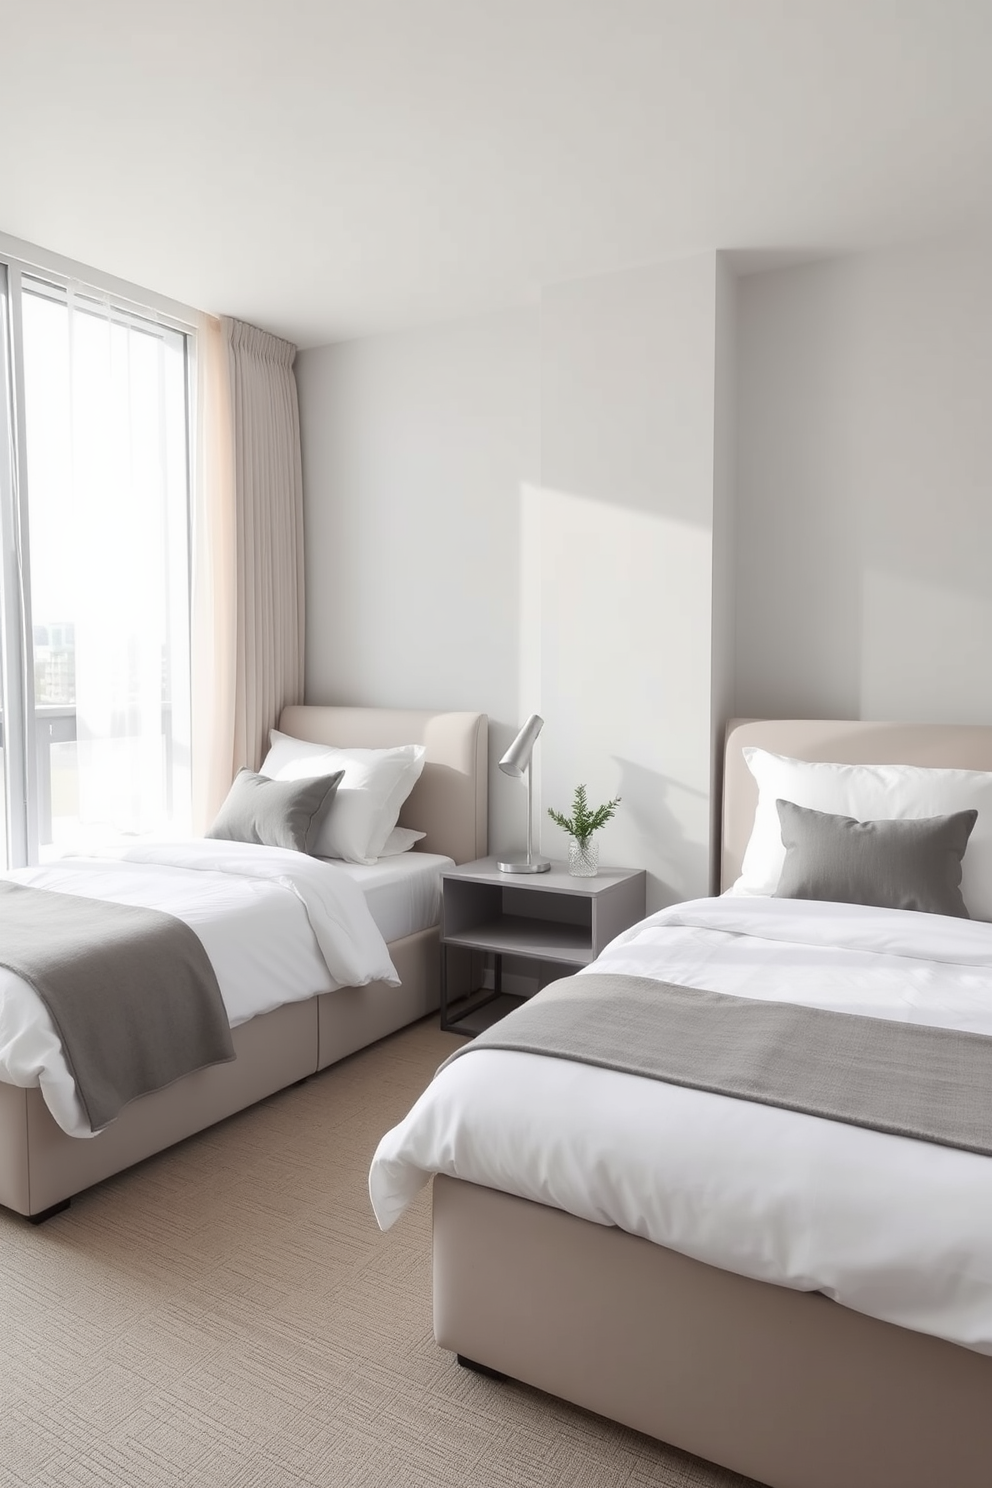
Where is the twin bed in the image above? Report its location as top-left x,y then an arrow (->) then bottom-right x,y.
373,719 -> 992,1488
0,705 -> 487,1220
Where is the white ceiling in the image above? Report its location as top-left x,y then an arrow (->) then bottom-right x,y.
3,1 -> 991,348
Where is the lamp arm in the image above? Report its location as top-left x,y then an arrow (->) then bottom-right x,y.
526,758 -> 534,865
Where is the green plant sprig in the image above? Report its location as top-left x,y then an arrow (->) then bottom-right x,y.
547,784 -> 621,846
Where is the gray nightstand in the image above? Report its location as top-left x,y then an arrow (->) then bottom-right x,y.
440,856 -> 647,1035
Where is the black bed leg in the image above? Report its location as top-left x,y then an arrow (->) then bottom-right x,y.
28,1198 -> 71,1225
456,1354 -> 507,1382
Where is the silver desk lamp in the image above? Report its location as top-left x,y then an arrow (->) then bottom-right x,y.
497,713 -> 551,873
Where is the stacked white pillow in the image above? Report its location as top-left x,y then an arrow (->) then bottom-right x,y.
378,827 -> 427,856
733,746 -> 992,921
260,729 -> 426,865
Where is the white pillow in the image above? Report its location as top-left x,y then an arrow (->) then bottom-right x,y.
733,747 -> 992,920
377,827 -> 427,857
260,730 -> 425,865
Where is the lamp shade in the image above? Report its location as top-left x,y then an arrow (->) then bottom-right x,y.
499,714 -> 544,778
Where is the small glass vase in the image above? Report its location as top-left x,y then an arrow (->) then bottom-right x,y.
568,838 -> 599,878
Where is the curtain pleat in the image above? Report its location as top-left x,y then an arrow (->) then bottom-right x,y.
191,315 -> 305,828
226,317 -> 306,776
191,313 -> 236,831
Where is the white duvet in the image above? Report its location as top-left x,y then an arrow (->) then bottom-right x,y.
370,896 -> 992,1356
0,840 -> 397,1138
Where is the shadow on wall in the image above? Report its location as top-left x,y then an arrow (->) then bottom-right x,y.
736,250 -> 992,724
611,757 -> 709,911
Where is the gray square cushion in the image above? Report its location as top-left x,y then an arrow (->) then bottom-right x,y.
206,768 -> 344,854
774,798 -> 978,919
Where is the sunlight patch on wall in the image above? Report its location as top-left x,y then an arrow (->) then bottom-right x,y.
519,483 -> 713,902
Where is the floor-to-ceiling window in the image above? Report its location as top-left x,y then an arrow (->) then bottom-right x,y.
0,255 -> 194,867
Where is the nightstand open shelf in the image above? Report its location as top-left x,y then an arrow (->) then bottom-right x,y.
440,857 -> 646,1035
444,915 -> 592,964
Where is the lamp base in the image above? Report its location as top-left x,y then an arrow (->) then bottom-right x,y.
497,854 -> 552,874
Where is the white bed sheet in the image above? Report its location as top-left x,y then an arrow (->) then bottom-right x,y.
370,895 -> 992,1357
0,840 -> 398,1138
335,851 -> 453,943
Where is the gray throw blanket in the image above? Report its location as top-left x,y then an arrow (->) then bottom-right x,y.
442,973 -> 992,1158
0,881 -> 235,1131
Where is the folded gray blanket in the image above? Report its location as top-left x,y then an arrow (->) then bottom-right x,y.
0,880 -> 235,1131
442,972 -> 992,1157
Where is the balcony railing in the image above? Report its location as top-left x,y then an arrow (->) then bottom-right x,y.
33,704 -> 81,847
0,704 -> 176,851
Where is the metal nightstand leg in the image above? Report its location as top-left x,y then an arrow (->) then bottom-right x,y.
440,945 -> 509,1034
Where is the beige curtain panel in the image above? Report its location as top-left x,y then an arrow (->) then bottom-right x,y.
191,315 -> 305,829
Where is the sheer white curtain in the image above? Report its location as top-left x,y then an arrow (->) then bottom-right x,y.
62,286 -> 191,839
191,316 -> 305,829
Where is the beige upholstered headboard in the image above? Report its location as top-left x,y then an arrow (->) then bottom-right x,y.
722,719 -> 992,892
278,706 -> 488,866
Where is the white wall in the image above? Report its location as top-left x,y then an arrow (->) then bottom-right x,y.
711,255 -> 738,866
536,255 -> 721,905
736,241 -> 992,724
299,234 -> 992,905
298,256 -> 730,906
297,308 -> 539,855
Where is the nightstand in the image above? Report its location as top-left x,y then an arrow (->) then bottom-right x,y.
440,856 -> 647,1035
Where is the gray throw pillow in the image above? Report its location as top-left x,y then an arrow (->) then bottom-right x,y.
206,768 -> 344,854
774,799 -> 977,919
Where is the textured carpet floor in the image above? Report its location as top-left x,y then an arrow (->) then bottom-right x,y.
0,1018 -> 762,1488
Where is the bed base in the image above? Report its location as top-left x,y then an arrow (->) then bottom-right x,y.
28,1198 -> 71,1225
0,925 -> 440,1220
457,1354 -> 506,1382
433,1175 -> 992,1488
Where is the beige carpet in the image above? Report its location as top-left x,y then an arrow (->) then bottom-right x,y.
0,1018 -> 761,1488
